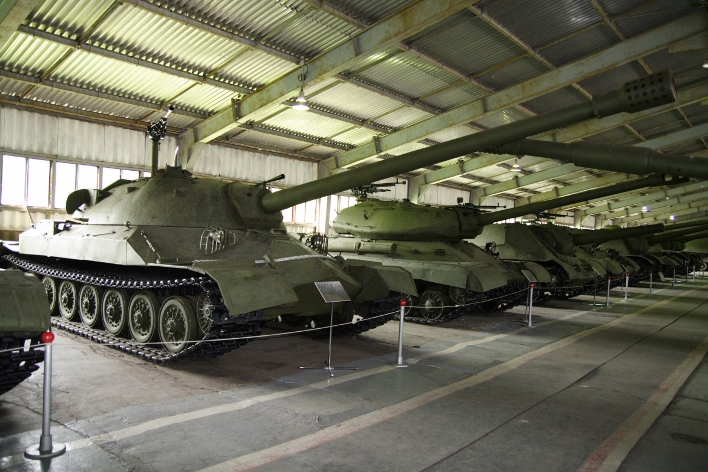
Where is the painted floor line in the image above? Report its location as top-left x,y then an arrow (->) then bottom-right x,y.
577,334 -> 708,472
0,284 -> 689,469
196,287 -> 697,472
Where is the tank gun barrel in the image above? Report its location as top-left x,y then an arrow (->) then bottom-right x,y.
663,218 -> 708,231
260,70 -> 676,214
489,138 -> 708,180
646,223 -> 708,244
475,174 -> 673,226
677,230 -> 708,242
571,223 -> 664,247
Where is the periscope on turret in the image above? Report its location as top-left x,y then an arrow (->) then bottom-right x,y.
1,69 -> 678,359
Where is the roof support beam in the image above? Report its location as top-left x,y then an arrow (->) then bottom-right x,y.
469,163 -> 580,203
615,201 -> 708,225
580,181 -> 708,218
177,0 -> 483,168
323,12 -> 708,173
600,190 -> 708,222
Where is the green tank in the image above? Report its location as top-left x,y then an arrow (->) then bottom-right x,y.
0,268 -> 50,395
469,177 -> 669,297
3,69 -> 675,359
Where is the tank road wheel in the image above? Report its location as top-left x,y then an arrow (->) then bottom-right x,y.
417,290 -> 450,320
195,291 -> 213,336
159,297 -> 198,354
397,292 -> 418,316
79,285 -> 103,327
42,276 -> 57,314
102,289 -> 129,336
448,286 -> 468,305
129,291 -> 160,343
58,280 -> 79,321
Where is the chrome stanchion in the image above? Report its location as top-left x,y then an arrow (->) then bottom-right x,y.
527,282 -> 536,327
693,265 -> 696,282
25,331 -> 66,460
649,271 -> 653,295
300,281 -> 358,377
395,299 -> 408,367
686,264 -> 689,283
673,268 -> 676,286
623,273 -> 629,302
606,275 -> 612,308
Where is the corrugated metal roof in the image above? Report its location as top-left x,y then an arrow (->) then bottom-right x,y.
475,56 -> 549,91
630,109 -> 684,133
25,0 -> 116,38
540,23 -> 620,66
329,127 -> 379,147
582,127 -> 634,144
641,120 -> 690,141
480,0 -> 603,50
521,86 -> 588,115
170,83 -> 237,115
29,86 -> 150,120
310,82 -> 402,120
264,108 -> 354,140
334,0 -> 417,25
230,129 -> 311,153
374,106 -> 432,129
424,84 -> 487,111
408,10 -> 526,77
91,5 -> 253,85
473,107 -> 529,129
426,125 -> 476,144
214,49 -> 295,89
0,77 -> 31,97
0,33 -> 70,76
50,50 -> 195,107
358,52 -> 459,99
613,0 -> 700,38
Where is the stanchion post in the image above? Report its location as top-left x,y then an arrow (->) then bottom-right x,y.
693,265 -> 696,282
623,273 -> 629,302
527,283 -> 535,327
606,275 -> 612,308
396,299 -> 408,367
649,271 -> 653,295
25,331 -> 66,460
686,264 -> 689,282
673,267 -> 676,286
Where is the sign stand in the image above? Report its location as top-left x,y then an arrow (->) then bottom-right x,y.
25,332 -> 66,460
300,281 -> 358,377
521,270 -> 538,328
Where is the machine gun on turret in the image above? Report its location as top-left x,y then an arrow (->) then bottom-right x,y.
534,212 -> 570,221
351,180 -> 405,201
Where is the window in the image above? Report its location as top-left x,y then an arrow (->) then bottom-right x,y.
77,165 -> 98,190
54,162 -> 76,209
1,155 -> 26,205
0,154 -> 146,209
27,159 -> 50,207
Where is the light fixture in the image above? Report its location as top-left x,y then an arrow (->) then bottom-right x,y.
670,214 -> 676,220
292,59 -> 309,111
510,157 -> 522,172
703,62 -> 708,69
641,205 -> 649,212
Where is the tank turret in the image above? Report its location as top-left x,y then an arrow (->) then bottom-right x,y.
645,224 -> 708,245
5,70 -> 677,356
570,223 -> 665,247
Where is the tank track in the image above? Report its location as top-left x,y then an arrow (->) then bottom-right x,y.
0,333 -> 45,395
3,254 -> 264,363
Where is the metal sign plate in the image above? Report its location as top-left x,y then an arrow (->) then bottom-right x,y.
314,281 -> 351,303
521,269 -> 538,283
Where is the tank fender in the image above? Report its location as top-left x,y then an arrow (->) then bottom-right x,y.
193,260 -> 299,315
343,260 -> 417,303
0,271 -> 51,332
511,261 -> 553,284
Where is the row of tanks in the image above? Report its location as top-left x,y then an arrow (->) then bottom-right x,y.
0,69 -> 684,361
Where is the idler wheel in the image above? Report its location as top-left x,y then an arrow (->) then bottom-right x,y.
102,289 -> 129,336
58,280 -> 79,321
417,290 -> 450,320
159,296 -> 198,354
129,291 -> 160,343
79,285 -> 104,328
41,276 -> 57,315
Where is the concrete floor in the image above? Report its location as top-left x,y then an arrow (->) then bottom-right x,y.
1,278 -> 708,471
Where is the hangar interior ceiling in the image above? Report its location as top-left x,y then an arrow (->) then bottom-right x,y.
1,0 -> 708,228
